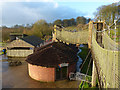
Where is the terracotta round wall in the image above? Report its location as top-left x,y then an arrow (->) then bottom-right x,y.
28,64 -> 55,82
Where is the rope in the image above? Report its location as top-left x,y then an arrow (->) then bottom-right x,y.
92,20 -> 119,88
108,18 -> 119,28
80,50 -> 91,70
96,18 -> 120,33
86,57 -> 92,76
81,57 -> 92,89
96,29 -> 108,32
113,18 -> 117,87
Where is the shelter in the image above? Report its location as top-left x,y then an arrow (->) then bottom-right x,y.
10,33 -> 27,41
26,42 -> 78,82
7,36 -> 44,57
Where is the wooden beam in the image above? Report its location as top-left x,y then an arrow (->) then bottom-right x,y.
92,60 -> 97,87
88,21 -> 93,49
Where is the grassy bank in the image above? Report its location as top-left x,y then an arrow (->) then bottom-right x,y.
78,45 -> 94,88
78,44 -> 92,76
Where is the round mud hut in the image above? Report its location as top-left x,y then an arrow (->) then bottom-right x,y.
26,42 -> 78,82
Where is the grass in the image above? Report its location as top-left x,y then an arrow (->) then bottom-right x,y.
78,45 -> 100,89
63,26 -> 88,31
79,76 -> 99,89
78,45 -> 92,76
64,26 -> 79,31
0,42 -> 7,46
0,52 -> 4,55
108,25 -> 120,43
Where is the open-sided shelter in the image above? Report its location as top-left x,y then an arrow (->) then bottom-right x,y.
7,36 -> 44,57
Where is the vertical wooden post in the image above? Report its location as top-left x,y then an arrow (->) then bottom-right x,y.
103,20 -> 105,30
52,25 -> 57,42
88,21 -> 93,49
96,21 -> 104,47
76,44 -> 79,47
92,60 -> 97,87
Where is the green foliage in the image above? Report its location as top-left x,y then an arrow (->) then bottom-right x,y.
63,18 -> 76,27
79,79 -> 99,89
54,19 -> 62,25
32,19 -> 52,38
70,18 -> 76,26
78,46 -> 92,76
108,24 -> 120,42
64,26 -> 78,31
86,76 -> 92,83
0,52 -> 4,55
2,15 -> 89,42
2,16 -> 88,42
2,28 -> 15,41
63,19 -> 70,27
64,24 -> 88,31
94,2 -> 118,25
54,17 -> 88,27
76,16 -> 87,25
2,24 -> 32,42
79,81 -> 84,88
79,47 -> 89,59
82,82 -> 89,88
79,81 -> 90,89
54,18 -> 76,27
2,19 -> 53,42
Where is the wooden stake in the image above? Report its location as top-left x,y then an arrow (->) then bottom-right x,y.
88,21 -> 93,49
92,60 -> 97,87
52,25 -> 57,42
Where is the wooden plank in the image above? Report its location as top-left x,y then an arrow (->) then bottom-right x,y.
7,49 -> 33,57
92,60 -> 97,87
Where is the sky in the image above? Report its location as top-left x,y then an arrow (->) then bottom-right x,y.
0,0 -> 119,27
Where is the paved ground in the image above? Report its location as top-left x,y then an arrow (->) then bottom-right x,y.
2,58 -> 80,88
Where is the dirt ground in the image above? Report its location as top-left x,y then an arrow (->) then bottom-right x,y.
2,58 -> 80,88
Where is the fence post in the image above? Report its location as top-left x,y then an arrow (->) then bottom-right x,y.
96,21 -> 104,47
92,60 -> 97,87
88,21 -> 93,49
52,25 -> 57,42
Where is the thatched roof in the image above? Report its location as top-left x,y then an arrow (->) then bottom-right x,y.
26,42 -> 78,67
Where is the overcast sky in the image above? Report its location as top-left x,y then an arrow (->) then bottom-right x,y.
0,0 -> 119,27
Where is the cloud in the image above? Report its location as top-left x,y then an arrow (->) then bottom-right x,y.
0,0 -> 119,2
54,2 -> 59,8
2,2 -> 85,26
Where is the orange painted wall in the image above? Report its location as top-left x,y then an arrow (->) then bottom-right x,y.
28,64 -> 55,82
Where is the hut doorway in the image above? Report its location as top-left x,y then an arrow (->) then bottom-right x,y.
56,66 -> 67,80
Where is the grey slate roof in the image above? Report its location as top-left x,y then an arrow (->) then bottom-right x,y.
21,35 -> 44,47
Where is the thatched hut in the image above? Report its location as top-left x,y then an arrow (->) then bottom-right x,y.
26,42 -> 78,82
